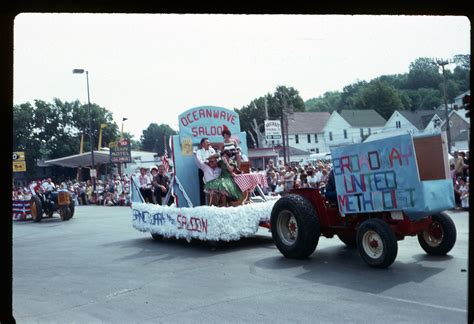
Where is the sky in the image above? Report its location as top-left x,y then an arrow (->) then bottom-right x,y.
13,14 -> 470,139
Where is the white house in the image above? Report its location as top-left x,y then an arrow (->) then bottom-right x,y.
322,110 -> 386,151
286,112 -> 331,154
382,110 -> 444,136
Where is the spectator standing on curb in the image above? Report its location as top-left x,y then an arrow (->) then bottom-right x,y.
283,165 -> 295,192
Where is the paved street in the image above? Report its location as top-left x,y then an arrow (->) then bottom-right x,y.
13,206 -> 468,323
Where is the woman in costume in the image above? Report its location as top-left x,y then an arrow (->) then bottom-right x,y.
204,150 -> 243,206
221,124 -> 241,169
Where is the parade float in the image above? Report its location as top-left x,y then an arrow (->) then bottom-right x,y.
131,106 -> 278,242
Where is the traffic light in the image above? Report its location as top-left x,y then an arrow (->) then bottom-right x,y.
462,94 -> 470,118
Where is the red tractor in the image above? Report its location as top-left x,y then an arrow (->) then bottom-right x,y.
270,188 -> 456,268
270,133 -> 457,268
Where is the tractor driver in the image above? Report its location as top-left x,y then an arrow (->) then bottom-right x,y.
324,169 -> 337,202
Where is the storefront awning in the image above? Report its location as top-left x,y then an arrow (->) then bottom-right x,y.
44,151 -> 111,168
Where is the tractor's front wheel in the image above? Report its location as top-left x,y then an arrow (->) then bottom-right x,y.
418,212 -> 456,256
30,195 -> 43,222
357,218 -> 398,268
270,194 -> 320,259
59,206 -> 73,221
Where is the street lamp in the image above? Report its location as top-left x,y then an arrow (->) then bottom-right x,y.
280,94 -> 293,166
280,105 -> 287,165
121,117 -> 128,139
73,68 -> 96,191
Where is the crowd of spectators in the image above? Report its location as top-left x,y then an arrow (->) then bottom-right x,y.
451,150 -> 470,210
12,150 -> 469,211
12,173 -> 135,207
261,159 -> 333,196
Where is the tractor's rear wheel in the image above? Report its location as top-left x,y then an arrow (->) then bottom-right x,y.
68,200 -> 75,220
357,218 -> 397,268
30,195 -> 43,222
418,212 -> 456,255
270,194 -> 320,259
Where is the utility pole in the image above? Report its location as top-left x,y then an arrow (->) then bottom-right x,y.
281,95 -> 290,165
280,104 -> 287,165
433,58 -> 453,153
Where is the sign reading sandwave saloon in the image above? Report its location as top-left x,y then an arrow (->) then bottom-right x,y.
178,106 -> 241,145
109,139 -> 132,163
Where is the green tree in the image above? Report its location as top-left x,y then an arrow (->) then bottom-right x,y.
235,85 -> 305,148
140,123 -> 177,153
451,66 -> 470,93
122,132 -> 141,150
453,54 -> 470,70
13,103 -> 42,179
13,99 -> 121,180
376,74 -> 409,89
407,57 -> 443,89
70,100 -> 119,151
339,80 -> 368,110
355,80 -> 404,119
403,88 -> 441,111
305,91 -> 342,112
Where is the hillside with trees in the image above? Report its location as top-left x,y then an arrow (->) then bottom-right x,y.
304,55 -> 470,119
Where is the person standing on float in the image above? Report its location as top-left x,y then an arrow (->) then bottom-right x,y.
195,137 -> 216,205
221,125 -> 241,169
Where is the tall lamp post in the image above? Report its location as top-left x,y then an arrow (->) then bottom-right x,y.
73,68 -> 96,191
280,105 -> 287,165
121,117 -> 128,139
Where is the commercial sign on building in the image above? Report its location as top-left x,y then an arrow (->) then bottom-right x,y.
264,120 -> 282,140
13,151 -> 26,172
109,139 -> 132,163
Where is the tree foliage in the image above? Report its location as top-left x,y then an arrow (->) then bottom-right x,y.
355,80 -> 405,119
122,132 -> 141,150
235,85 -> 305,148
304,54 -> 470,118
305,91 -> 342,112
140,123 -> 177,154
13,99 -> 120,180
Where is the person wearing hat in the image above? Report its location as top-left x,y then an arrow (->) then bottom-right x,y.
204,150 -> 243,206
138,166 -> 153,203
195,137 -> 217,205
194,151 -> 222,205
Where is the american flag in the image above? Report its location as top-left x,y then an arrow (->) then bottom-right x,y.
162,146 -> 169,173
